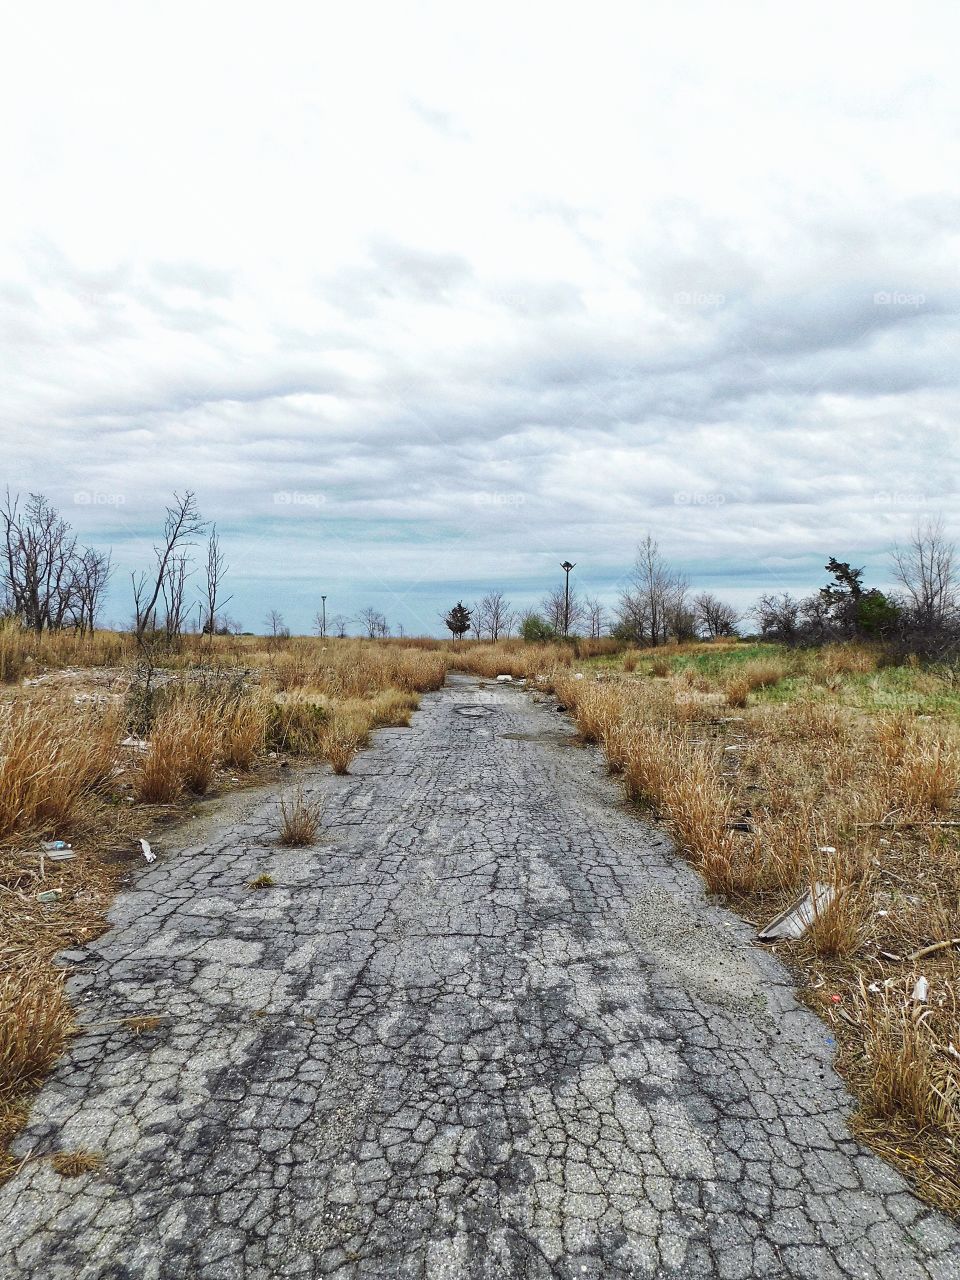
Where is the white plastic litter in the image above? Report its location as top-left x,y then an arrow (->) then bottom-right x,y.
121,736 -> 148,751
758,883 -> 836,941
911,976 -> 929,1003
496,674 -> 513,683
138,838 -> 156,864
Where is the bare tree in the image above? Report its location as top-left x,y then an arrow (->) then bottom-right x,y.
265,609 -> 289,640
1,490 -> 81,632
754,591 -> 802,642
468,602 -> 484,641
584,596 -> 605,639
202,527 -> 231,636
479,590 -> 511,641
891,518 -> 958,634
73,547 -> 112,635
161,553 -> 192,644
132,492 -> 205,644
693,592 -> 740,639
616,536 -> 686,645
331,613 -> 349,639
358,606 -> 389,639
542,585 -> 584,636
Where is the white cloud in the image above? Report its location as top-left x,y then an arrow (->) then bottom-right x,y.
1,0 -> 959,631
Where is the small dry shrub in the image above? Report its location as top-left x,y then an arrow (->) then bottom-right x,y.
725,676 -> 750,708
268,697 -> 329,755
0,625 -> 29,684
278,788 -> 321,846
802,875 -> 869,957
650,656 -> 670,677
741,658 -> 788,691
369,689 -> 419,727
323,723 -> 361,775
177,705 -> 219,795
623,651 -> 640,673
134,717 -> 183,802
874,712 -> 912,770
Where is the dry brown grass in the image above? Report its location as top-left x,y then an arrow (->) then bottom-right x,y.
247,872 -> 275,889
0,700 -> 118,840
322,723 -> 361,775
448,642 -> 570,680
851,977 -> 960,1135
724,658 -> 788,707
894,732 -> 960,817
134,709 -> 185,803
0,969 -> 73,1109
219,694 -> 269,769
278,788 -> 321,846
123,1015 -> 163,1034
49,1149 -> 103,1177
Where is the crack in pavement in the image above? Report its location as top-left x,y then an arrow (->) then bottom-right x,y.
2,675 -> 959,1279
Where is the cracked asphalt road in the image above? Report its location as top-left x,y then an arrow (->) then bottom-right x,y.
3,675 -> 960,1279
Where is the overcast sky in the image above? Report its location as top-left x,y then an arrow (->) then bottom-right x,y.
2,1 -> 958,634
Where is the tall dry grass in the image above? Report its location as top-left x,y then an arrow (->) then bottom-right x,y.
853,978 -> 960,1136
134,699 -> 221,802
0,969 -> 72,1090
278,787 -> 321,845
449,643 -> 570,680
0,700 -> 118,839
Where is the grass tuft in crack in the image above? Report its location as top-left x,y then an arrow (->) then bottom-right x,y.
277,788 -> 321,846
49,1149 -> 103,1177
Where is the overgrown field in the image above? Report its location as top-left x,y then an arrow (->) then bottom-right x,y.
0,629 -> 447,1179
3,627 -> 959,1214
548,640 -> 960,1213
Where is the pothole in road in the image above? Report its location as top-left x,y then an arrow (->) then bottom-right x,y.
454,705 -> 494,718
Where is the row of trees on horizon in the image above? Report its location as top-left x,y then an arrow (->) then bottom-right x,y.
3,488 -> 958,655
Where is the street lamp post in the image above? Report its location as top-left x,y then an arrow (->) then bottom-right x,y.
560,561 -> 575,637
321,595 -> 327,638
